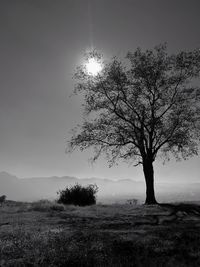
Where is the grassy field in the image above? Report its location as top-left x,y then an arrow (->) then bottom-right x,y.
0,200 -> 200,266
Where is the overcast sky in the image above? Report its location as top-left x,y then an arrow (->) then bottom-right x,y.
0,0 -> 200,182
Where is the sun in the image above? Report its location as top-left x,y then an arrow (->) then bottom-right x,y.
86,58 -> 102,76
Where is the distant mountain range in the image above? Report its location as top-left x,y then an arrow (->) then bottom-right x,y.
0,171 -> 200,203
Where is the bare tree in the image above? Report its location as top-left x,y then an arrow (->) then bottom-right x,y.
68,45 -> 200,204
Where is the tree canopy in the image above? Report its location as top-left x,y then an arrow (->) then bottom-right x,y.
68,44 -> 200,204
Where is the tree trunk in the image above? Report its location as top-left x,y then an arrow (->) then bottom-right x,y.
143,159 -> 158,204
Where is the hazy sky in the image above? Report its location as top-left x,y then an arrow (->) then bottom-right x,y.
0,0 -> 200,182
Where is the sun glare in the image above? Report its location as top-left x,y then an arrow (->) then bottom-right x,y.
86,58 -> 102,76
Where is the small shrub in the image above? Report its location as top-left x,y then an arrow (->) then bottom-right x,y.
0,195 -> 6,206
57,184 -> 98,206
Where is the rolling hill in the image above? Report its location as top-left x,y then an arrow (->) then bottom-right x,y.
0,171 -> 200,203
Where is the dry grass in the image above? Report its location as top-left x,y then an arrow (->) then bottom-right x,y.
0,201 -> 200,266
29,200 -> 65,212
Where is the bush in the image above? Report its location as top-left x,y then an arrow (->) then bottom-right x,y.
57,184 -> 98,206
